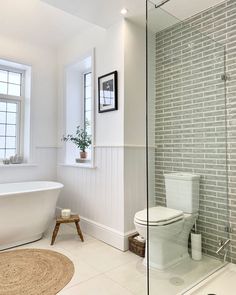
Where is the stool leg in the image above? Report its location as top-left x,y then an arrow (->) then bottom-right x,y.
51,223 -> 60,245
75,221 -> 84,242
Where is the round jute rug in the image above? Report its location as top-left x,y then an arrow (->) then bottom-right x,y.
0,248 -> 74,295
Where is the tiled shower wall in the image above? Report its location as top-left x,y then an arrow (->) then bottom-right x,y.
154,0 -> 236,260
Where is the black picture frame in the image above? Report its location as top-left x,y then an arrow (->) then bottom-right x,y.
98,71 -> 118,113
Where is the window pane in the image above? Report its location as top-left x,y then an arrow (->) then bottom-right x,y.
0,149 -> 4,158
84,72 -> 92,139
0,137 -> 5,149
0,70 -> 7,82
0,124 -> 5,136
6,137 -> 16,149
0,82 -> 7,95
85,111 -> 91,122
7,102 -> 17,112
8,84 -> 21,96
0,102 -> 6,111
85,99 -> 91,111
9,72 -> 21,85
85,74 -> 91,86
6,149 -> 15,158
0,68 -> 22,158
7,112 -> 16,124
6,125 -> 16,136
86,126 -> 92,135
0,112 -> 6,124
85,87 -> 91,98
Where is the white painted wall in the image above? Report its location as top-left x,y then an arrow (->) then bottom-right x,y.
57,20 -> 146,250
0,35 -> 58,183
57,21 -> 127,249
123,20 -> 146,232
57,23 -> 124,147
124,20 -> 146,147
0,18 -> 146,251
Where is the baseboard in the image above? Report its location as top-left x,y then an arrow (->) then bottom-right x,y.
56,207 -> 136,251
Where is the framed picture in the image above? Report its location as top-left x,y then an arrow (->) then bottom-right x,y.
98,71 -> 118,113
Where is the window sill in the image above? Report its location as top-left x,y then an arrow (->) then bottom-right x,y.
58,163 -> 96,169
0,163 -> 38,168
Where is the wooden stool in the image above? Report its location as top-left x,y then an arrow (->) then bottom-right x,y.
51,214 -> 84,245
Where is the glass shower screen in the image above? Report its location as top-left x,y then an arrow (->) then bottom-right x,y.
146,1 -> 229,294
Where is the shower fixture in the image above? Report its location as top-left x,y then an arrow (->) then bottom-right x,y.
216,239 -> 230,262
216,239 -> 230,255
155,0 -> 171,9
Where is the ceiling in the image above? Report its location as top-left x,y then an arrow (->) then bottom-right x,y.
0,0 -> 94,49
0,0 -> 226,49
42,0 -> 146,29
150,0 -> 225,21
42,0 -> 225,29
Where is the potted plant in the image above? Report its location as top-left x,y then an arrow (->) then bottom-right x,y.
62,122 -> 92,160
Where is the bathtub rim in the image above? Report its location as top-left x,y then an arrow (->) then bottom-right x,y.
0,181 -> 64,197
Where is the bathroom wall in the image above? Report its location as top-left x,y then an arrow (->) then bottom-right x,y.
0,35 -> 58,183
154,0 -> 236,261
0,14 -> 146,250
57,22 -> 126,250
124,20 -> 146,232
57,20 -> 146,250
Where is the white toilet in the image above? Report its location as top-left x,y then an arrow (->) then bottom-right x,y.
134,172 -> 200,270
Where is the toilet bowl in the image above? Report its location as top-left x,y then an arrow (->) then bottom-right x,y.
134,206 -> 197,270
134,172 -> 200,270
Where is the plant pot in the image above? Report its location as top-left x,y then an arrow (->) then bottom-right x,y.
80,151 -> 87,159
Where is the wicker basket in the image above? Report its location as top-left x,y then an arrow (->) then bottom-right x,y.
128,234 -> 145,257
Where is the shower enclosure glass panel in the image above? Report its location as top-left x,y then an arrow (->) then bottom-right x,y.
146,1 -> 229,294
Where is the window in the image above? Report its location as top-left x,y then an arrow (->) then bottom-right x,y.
84,72 -> 92,136
64,52 -> 94,165
0,68 -> 24,159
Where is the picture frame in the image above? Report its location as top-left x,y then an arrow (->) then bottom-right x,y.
98,71 -> 118,113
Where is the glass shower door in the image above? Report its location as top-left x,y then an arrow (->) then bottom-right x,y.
146,1 -> 229,294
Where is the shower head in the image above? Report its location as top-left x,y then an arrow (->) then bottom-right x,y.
154,0 -> 171,9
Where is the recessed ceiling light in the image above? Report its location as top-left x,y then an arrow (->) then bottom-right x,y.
121,8 -> 128,15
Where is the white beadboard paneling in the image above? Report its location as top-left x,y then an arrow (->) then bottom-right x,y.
57,146 -> 124,233
56,206 -> 137,251
124,146 -> 146,232
57,146 -> 146,250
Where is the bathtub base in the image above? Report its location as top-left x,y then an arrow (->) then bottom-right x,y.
0,233 -> 43,251
0,181 -> 63,252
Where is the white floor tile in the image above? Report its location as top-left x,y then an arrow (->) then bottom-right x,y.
105,259 -> 146,294
66,259 -> 100,288
64,239 -> 139,272
58,274 -> 135,295
6,224 -> 227,295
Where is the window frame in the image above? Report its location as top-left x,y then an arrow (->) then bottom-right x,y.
0,66 -> 25,159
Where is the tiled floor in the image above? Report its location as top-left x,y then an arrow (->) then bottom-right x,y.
17,224 -> 146,295
15,224 -> 226,295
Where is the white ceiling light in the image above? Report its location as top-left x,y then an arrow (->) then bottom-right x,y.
120,8 -> 128,15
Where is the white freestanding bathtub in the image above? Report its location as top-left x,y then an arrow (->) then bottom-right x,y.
0,181 -> 63,250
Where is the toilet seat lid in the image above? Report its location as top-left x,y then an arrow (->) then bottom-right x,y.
134,206 -> 183,225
